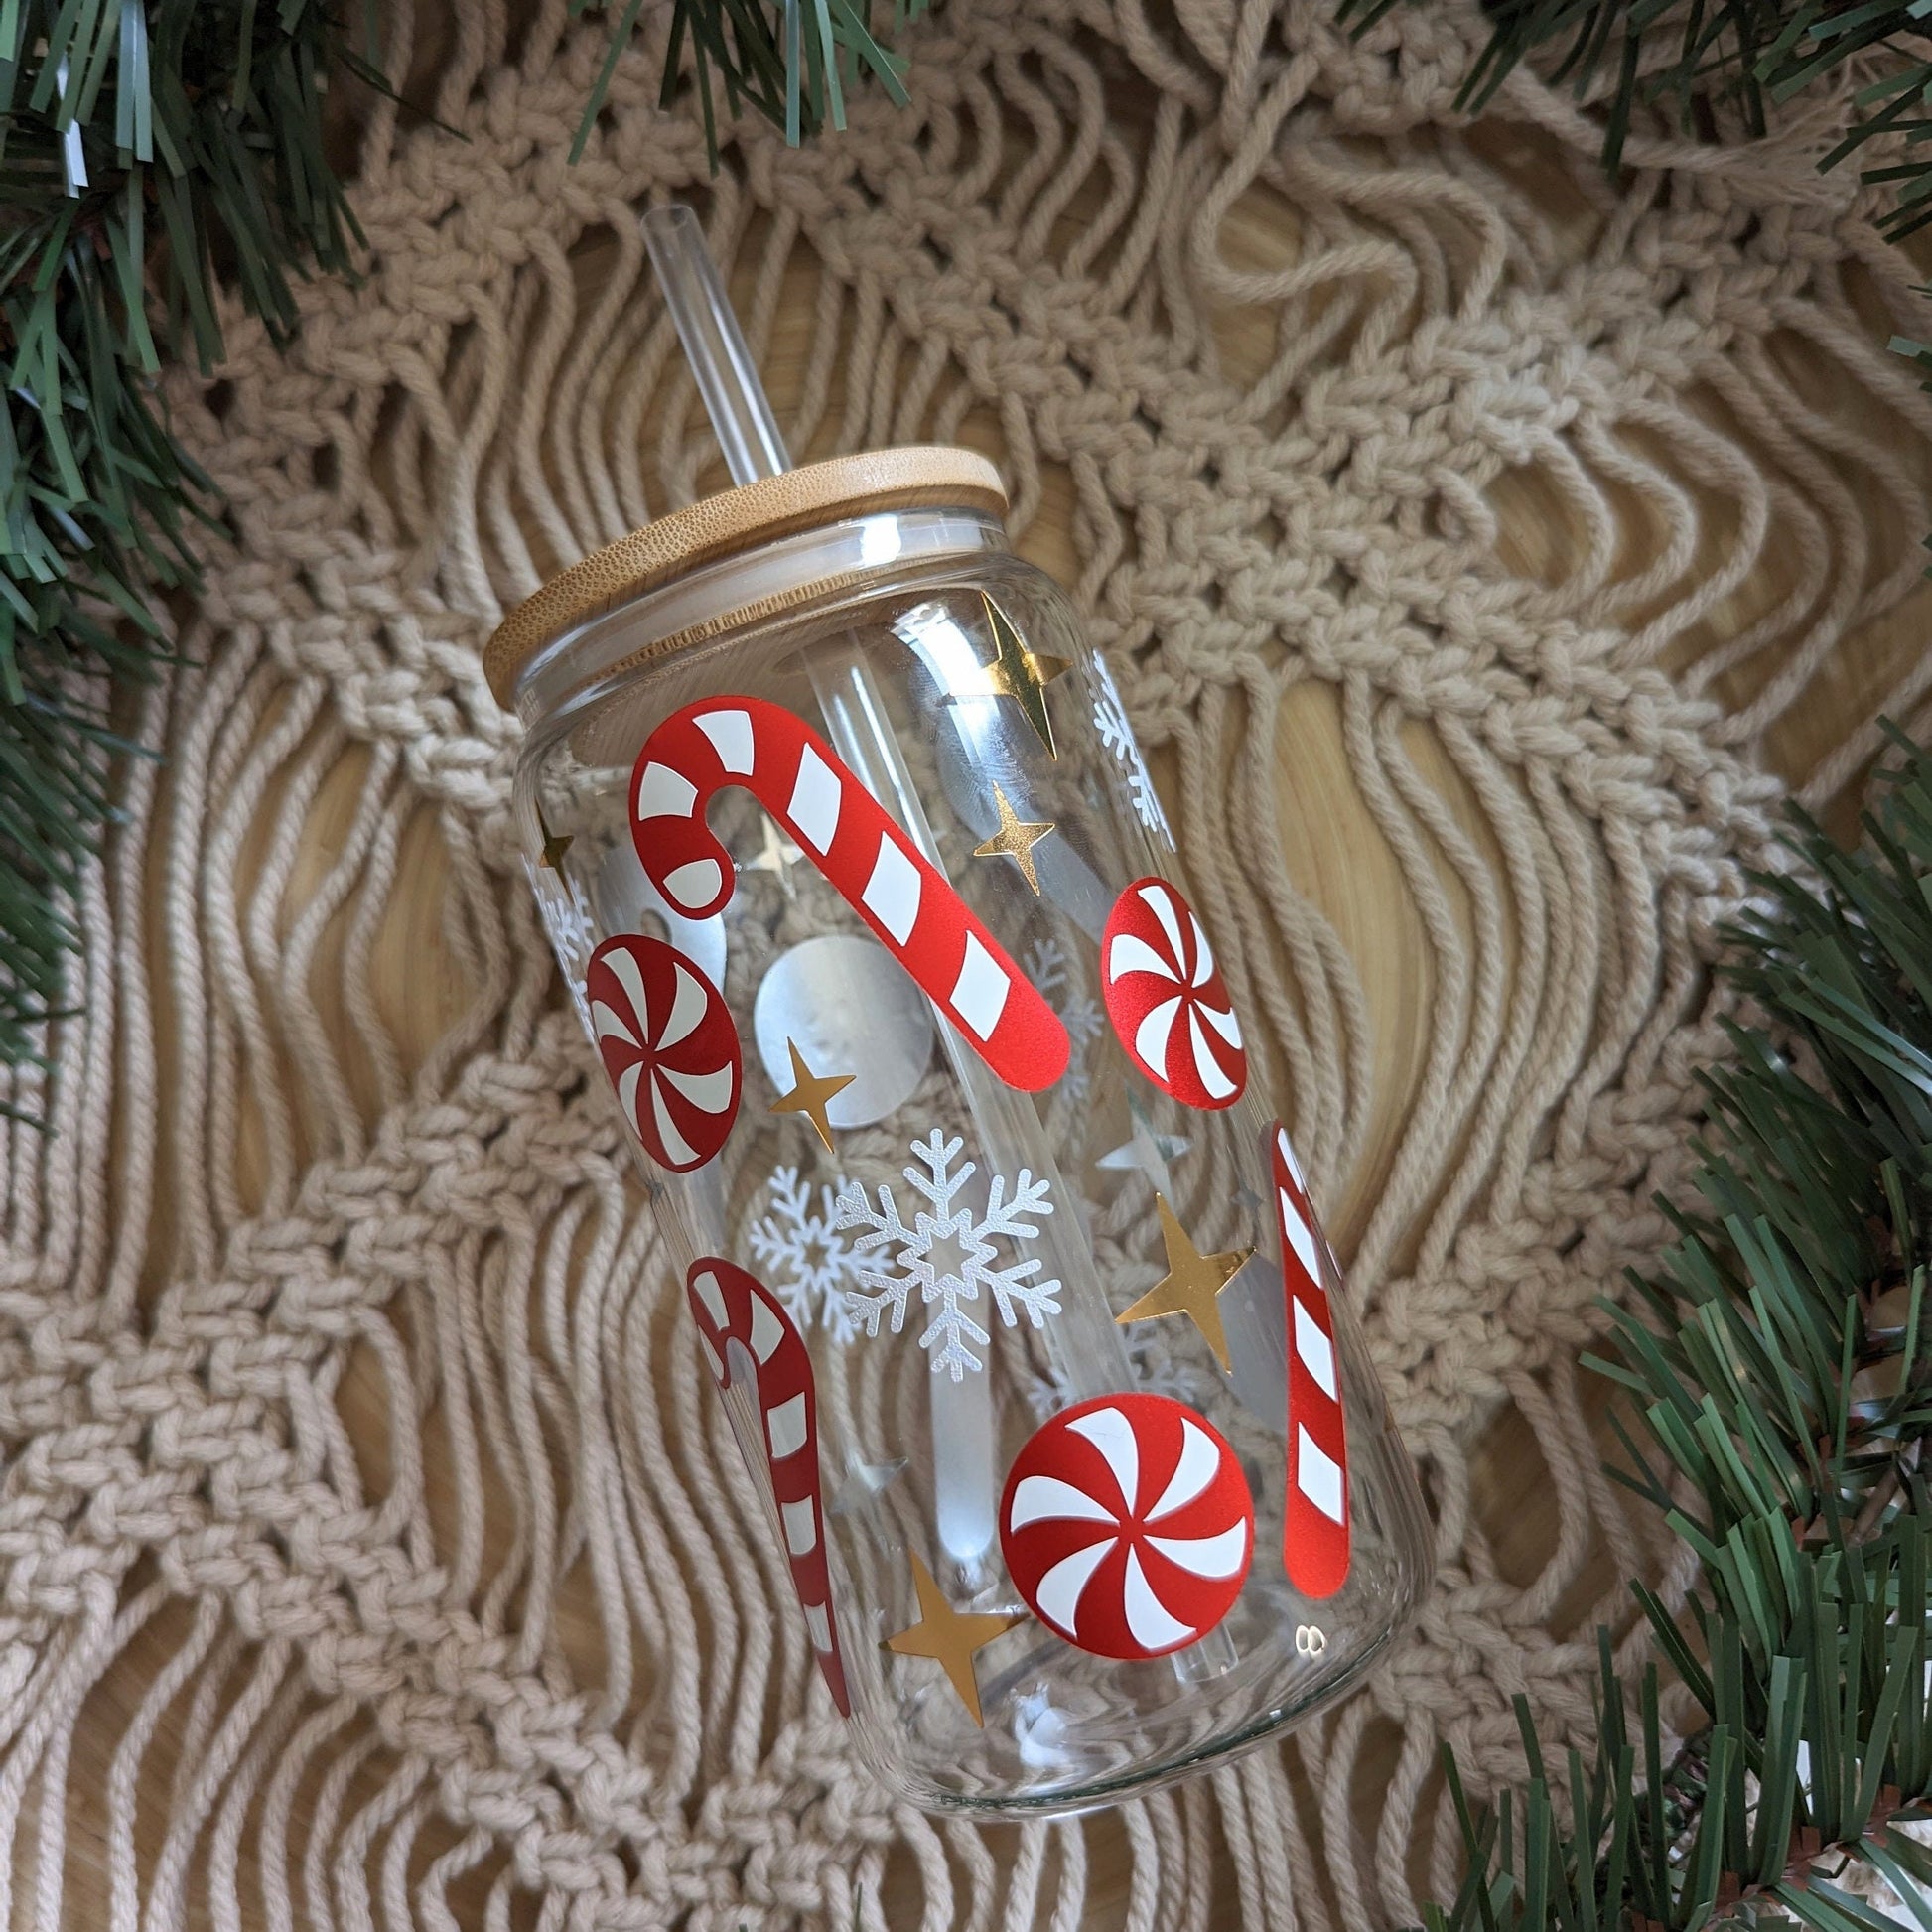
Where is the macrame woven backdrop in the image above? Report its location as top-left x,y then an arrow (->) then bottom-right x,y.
6,0 -> 1932,1926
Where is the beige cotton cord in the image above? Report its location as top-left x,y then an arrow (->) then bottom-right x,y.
3,0 -> 1931,1925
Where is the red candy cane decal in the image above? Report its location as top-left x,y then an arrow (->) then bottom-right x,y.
1274,1126 -> 1350,1598
1102,879 -> 1247,1109
631,698 -> 1068,1092
587,934 -> 740,1172
686,1258 -> 851,1717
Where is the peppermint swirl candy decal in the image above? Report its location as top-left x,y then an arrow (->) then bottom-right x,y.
1101,878 -> 1247,1109
587,934 -> 740,1172
1000,1393 -> 1254,1660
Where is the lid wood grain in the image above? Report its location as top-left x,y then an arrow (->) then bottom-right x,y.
483,446 -> 1006,706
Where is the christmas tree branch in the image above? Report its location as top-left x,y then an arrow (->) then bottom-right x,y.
1335,0 -> 1932,236
1428,732 -> 1932,1932
0,1 -> 367,1081
567,0 -> 923,164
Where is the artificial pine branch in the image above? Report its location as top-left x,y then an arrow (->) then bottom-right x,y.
1427,731 -> 1932,1932
0,1 -> 366,1082
1335,0 -> 1932,237
568,0 -> 923,165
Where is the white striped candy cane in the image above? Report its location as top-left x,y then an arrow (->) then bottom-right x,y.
1273,1125 -> 1351,1598
630,697 -> 1069,1092
686,1257 -> 852,1717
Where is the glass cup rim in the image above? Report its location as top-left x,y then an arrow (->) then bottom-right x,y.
511,502 -> 1013,729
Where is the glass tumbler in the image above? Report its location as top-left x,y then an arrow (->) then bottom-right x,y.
489,446 -> 1432,1815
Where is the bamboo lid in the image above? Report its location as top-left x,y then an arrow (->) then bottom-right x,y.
483,446 -> 1007,707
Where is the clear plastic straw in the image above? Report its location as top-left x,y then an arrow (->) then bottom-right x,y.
641,205 -> 792,485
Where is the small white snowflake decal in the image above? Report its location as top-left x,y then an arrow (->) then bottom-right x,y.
1091,652 -> 1173,847
527,858 -> 598,1033
749,1165 -> 865,1342
1027,937 -> 1103,1103
833,1130 -> 1061,1380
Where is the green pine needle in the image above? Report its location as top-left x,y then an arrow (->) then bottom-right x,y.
1334,0 -> 1932,238
0,1 -> 363,1078
1428,733 -> 1932,1930
567,0 -> 918,168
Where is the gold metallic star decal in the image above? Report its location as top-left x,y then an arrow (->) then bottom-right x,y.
768,1038 -> 854,1152
535,801 -> 573,870
884,1554 -> 1021,1726
972,783 -> 1055,894
951,595 -> 1071,758
1115,1193 -> 1254,1372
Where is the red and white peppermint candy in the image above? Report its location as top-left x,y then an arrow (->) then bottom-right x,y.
630,696 -> 1068,1092
1274,1125 -> 1350,1598
587,934 -> 740,1173
686,1258 -> 850,1715
1101,879 -> 1247,1110
1000,1393 -> 1254,1660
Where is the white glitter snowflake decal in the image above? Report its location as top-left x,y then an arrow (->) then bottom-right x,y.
527,858 -> 598,1033
1027,936 -> 1103,1103
833,1131 -> 1061,1380
749,1166 -> 865,1343
1091,651 -> 1173,847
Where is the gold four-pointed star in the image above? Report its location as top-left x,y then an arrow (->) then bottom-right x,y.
768,1038 -> 854,1152
972,783 -> 1055,894
1115,1194 -> 1254,1372
535,801 -> 573,870
952,595 -> 1071,758
884,1554 -> 1021,1726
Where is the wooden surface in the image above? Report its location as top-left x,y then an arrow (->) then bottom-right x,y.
68,55 -> 1932,1932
